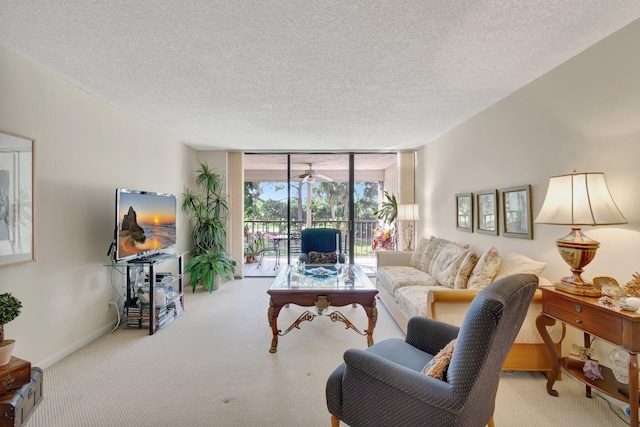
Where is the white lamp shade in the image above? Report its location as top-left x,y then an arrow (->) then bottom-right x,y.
397,204 -> 420,221
535,172 -> 627,226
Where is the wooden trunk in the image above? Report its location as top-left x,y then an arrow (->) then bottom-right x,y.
0,358 -> 31,395
0,368 -> 43,427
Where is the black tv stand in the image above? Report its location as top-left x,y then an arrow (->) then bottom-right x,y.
113,252 -> 185,335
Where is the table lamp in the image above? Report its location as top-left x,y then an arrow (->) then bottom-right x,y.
535,171 -> 627,296
397,204 -> 420,251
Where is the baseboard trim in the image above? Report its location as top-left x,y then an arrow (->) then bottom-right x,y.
35,321 -> 117,369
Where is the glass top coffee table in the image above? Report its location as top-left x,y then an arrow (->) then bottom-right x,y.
267,263 -> 378,353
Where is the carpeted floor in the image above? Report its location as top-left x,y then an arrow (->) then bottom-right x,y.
25,278 -> 630,426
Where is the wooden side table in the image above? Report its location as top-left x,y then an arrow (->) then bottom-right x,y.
537,287 -> 640,426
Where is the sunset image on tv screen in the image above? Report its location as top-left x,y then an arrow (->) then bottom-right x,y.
117,191 -> 176,260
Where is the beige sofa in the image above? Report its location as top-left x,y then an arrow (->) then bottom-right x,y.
375,236 -> 564,375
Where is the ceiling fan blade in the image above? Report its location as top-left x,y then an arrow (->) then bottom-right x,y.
296,172 -> 310,179
316,173 -> 333,182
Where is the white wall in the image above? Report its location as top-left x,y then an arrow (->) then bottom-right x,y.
416,20 -> 640,358
0,46 -> 198,367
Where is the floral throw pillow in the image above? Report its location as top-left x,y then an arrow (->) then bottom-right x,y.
308,251 -> 337,264
468,246 -> 501,289
423,339 -> 457,381
409,237 -> 430,268
454,251 -> 479,289
429,244 -> 471,288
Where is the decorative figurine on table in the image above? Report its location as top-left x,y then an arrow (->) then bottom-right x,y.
594,276 -> 625,299
624,272 -> 640,297
583,360 -> 603,380
571,343 -> 596,361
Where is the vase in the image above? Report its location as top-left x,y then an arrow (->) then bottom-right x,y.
0,340 -> 15,366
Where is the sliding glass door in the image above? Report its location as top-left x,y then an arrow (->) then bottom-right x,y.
244,153 -> 397,276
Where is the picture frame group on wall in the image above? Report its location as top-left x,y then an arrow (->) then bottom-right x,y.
454,184 -> 532,239
0,130 -> 35,267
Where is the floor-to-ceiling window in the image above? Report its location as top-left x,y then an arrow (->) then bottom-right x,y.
244,153 -> 397,277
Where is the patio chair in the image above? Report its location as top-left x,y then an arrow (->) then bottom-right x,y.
326,274 -> 538,427
257,232 -> 280,269
299,228 -> 345,264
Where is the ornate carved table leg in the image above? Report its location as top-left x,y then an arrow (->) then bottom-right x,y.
364,299 -> 378,347
268,298 -> 283,353
536,313 -> 560,396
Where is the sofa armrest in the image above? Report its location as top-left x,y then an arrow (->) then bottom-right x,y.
429,288 -> 542,305
426,288 -> 552,342
376,250 -> 413,267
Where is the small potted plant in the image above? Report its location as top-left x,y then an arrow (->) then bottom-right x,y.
244,233 -> 264,264
0,292 -> 22,366
185,250 -> 236,293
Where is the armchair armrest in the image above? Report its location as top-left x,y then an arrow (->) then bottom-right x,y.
405,316 -> 459,355
343,348 -> 458,408
376,250 -> 413,267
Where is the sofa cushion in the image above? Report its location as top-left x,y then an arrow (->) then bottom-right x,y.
377,266 -> 439,296
394,285 -> 439,318
409,237 -> 430,268
454,251 -> 479,289
468,246 -> 501,289
493,253 -> 547,281
430,243 -> 473,288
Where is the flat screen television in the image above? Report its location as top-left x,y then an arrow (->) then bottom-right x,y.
114,189 -> 177,263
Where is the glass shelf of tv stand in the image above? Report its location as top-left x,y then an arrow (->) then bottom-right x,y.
106,251 -> 187,266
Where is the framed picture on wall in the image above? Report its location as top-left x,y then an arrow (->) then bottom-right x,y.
475,189 -> 498,235
455,193 -> 473,232
0,130 -> 35,267
500,185 -> 533,239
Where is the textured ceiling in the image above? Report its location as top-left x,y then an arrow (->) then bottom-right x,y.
1,1 -> 639,152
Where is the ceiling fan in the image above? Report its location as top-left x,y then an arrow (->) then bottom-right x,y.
296,163 -> 333,183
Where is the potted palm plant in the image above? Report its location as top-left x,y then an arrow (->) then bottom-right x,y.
0,292 -> 22,366
182,163 -> 236,293
373,190 -> 398,250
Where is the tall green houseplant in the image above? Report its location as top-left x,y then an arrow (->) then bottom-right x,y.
182,163 -> 236,292
373,190 -> 398,249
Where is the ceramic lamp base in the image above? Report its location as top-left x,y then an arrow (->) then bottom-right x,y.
554,228 -> 602,297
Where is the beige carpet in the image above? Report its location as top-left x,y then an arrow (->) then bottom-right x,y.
25,278 -> 630,427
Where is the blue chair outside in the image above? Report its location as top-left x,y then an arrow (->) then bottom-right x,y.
299,228 -> 346,264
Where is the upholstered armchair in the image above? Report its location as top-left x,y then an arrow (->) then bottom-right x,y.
326,274 -> 538,427
299,228 -> 346,264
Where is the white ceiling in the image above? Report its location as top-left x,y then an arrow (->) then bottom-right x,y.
1,1 -> 639,152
